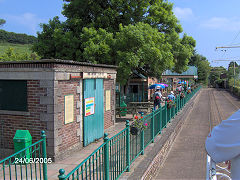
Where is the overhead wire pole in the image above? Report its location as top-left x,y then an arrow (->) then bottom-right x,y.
216,46 -> 240,49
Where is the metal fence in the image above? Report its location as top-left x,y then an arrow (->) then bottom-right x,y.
58,86 -> 201,180
206,155 -> 231,180
0,131 -> 48,180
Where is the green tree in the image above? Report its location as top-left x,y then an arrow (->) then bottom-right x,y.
33,0 -> 195,84
227,61 -> 240,87
0,47 -> 40,61
189,52 -> 211,85
0,19 -> 6,27
209,67 -> 227,87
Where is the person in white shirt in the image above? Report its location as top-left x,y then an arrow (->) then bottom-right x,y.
205,110 -> 240,179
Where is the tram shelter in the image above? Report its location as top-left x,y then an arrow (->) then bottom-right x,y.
161,66 -> 198,90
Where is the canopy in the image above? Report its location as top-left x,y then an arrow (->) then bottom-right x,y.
158,83 -> 168,87
149,84 -> 165,89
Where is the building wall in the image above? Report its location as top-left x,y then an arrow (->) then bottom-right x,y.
104,79 -> 115,129
56,79 -> 82,158
147,77 -> 158,100
0,80 -> 48,158
0,60 -> 117,160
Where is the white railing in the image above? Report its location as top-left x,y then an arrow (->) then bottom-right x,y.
206,155 -> 231,180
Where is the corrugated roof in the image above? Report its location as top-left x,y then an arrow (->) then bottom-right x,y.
132,70 -> 147,79
0,59 -> 118,68
162,66 -> 198,76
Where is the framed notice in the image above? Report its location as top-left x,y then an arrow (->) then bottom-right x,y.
64,94 -> 74,124
105,90 -> 111,111
85,97 -> 95,116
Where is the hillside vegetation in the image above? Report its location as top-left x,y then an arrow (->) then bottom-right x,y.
0,29 -> 37,44
0,30 -> 40,61
0,42 -> 32,55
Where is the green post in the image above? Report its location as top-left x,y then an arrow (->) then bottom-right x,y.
184,92 -> 187,105
173,99 -> 176,118
141,130 -> 144,155
126,120 -> 130,172
58,169 -> 66,180
151,108 -> 155,143
176,95 -> 179,113
159,106 -> 162,133
41,131 -> 48,180
104,133 -> 110,180
165,101 -> 167,127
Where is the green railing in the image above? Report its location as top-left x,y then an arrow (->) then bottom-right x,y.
0,131 -> 48,180
58,85 -> 201,180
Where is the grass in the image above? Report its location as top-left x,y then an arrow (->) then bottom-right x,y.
0,42 -> 33,55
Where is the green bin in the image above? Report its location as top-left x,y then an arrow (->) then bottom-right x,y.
120,101 -> 127,116
13,130 -> 32,161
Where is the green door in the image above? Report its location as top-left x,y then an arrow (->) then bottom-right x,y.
83,79 -> 104,146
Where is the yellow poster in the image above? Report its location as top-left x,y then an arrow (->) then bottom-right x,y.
65,95 -> 74,124
105,90 -> 111,111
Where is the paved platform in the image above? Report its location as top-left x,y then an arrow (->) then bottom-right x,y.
47,115 -> 135,179
153,88 -> 240,179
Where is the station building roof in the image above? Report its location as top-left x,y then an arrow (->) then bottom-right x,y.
162,66 -> 198,78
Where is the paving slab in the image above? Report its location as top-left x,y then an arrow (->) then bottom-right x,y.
47,119 -> 128,180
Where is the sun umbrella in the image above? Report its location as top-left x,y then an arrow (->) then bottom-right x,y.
158,83 -> 168,87
148,84 -> 165,89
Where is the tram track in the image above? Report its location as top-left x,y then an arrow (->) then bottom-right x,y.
209,89 -> 222,131
217,89 -> 240,111
208,88 -> 240,131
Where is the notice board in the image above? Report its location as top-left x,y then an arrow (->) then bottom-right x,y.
64,94 -> 74,124
85,97 -> 95,116
105,90 -> 111,111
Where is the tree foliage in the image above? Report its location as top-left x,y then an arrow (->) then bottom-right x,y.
189,52 -> 211,85
0,47 -> 40,61
0,19 -> 6,27
209,66 -> 227,87
0,29 -> 37,44
33,0 -> 196,84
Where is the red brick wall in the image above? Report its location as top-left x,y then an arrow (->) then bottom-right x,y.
58,80 -> 80,152
0,80 -> 47,149
148,77 -> 158,100
104,79 -> 115,129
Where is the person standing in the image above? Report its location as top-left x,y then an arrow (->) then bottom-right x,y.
153,88 -> 162,110
205,110 -> 240,179
168,91 -> 175,100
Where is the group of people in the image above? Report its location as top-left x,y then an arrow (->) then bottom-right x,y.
153,88 -> 176,110
152,83 -> 192,110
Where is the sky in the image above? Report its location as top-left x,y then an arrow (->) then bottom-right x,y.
1,0 -> 240,68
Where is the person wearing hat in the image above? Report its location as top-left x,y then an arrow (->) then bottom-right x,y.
168,91 -> 175,100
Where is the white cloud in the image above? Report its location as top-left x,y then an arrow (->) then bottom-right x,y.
173,7 -> 194,21
201,17 -> 240,31
5,13 -> 46,35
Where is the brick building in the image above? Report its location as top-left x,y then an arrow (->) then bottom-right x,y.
0,59 -> 117,161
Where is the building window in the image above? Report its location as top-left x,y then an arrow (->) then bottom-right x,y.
0,80 -> 27,111
132,85 -> 138,93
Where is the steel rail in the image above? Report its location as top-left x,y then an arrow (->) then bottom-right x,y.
218,90 -> 240,110
206,88 -> 234,180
